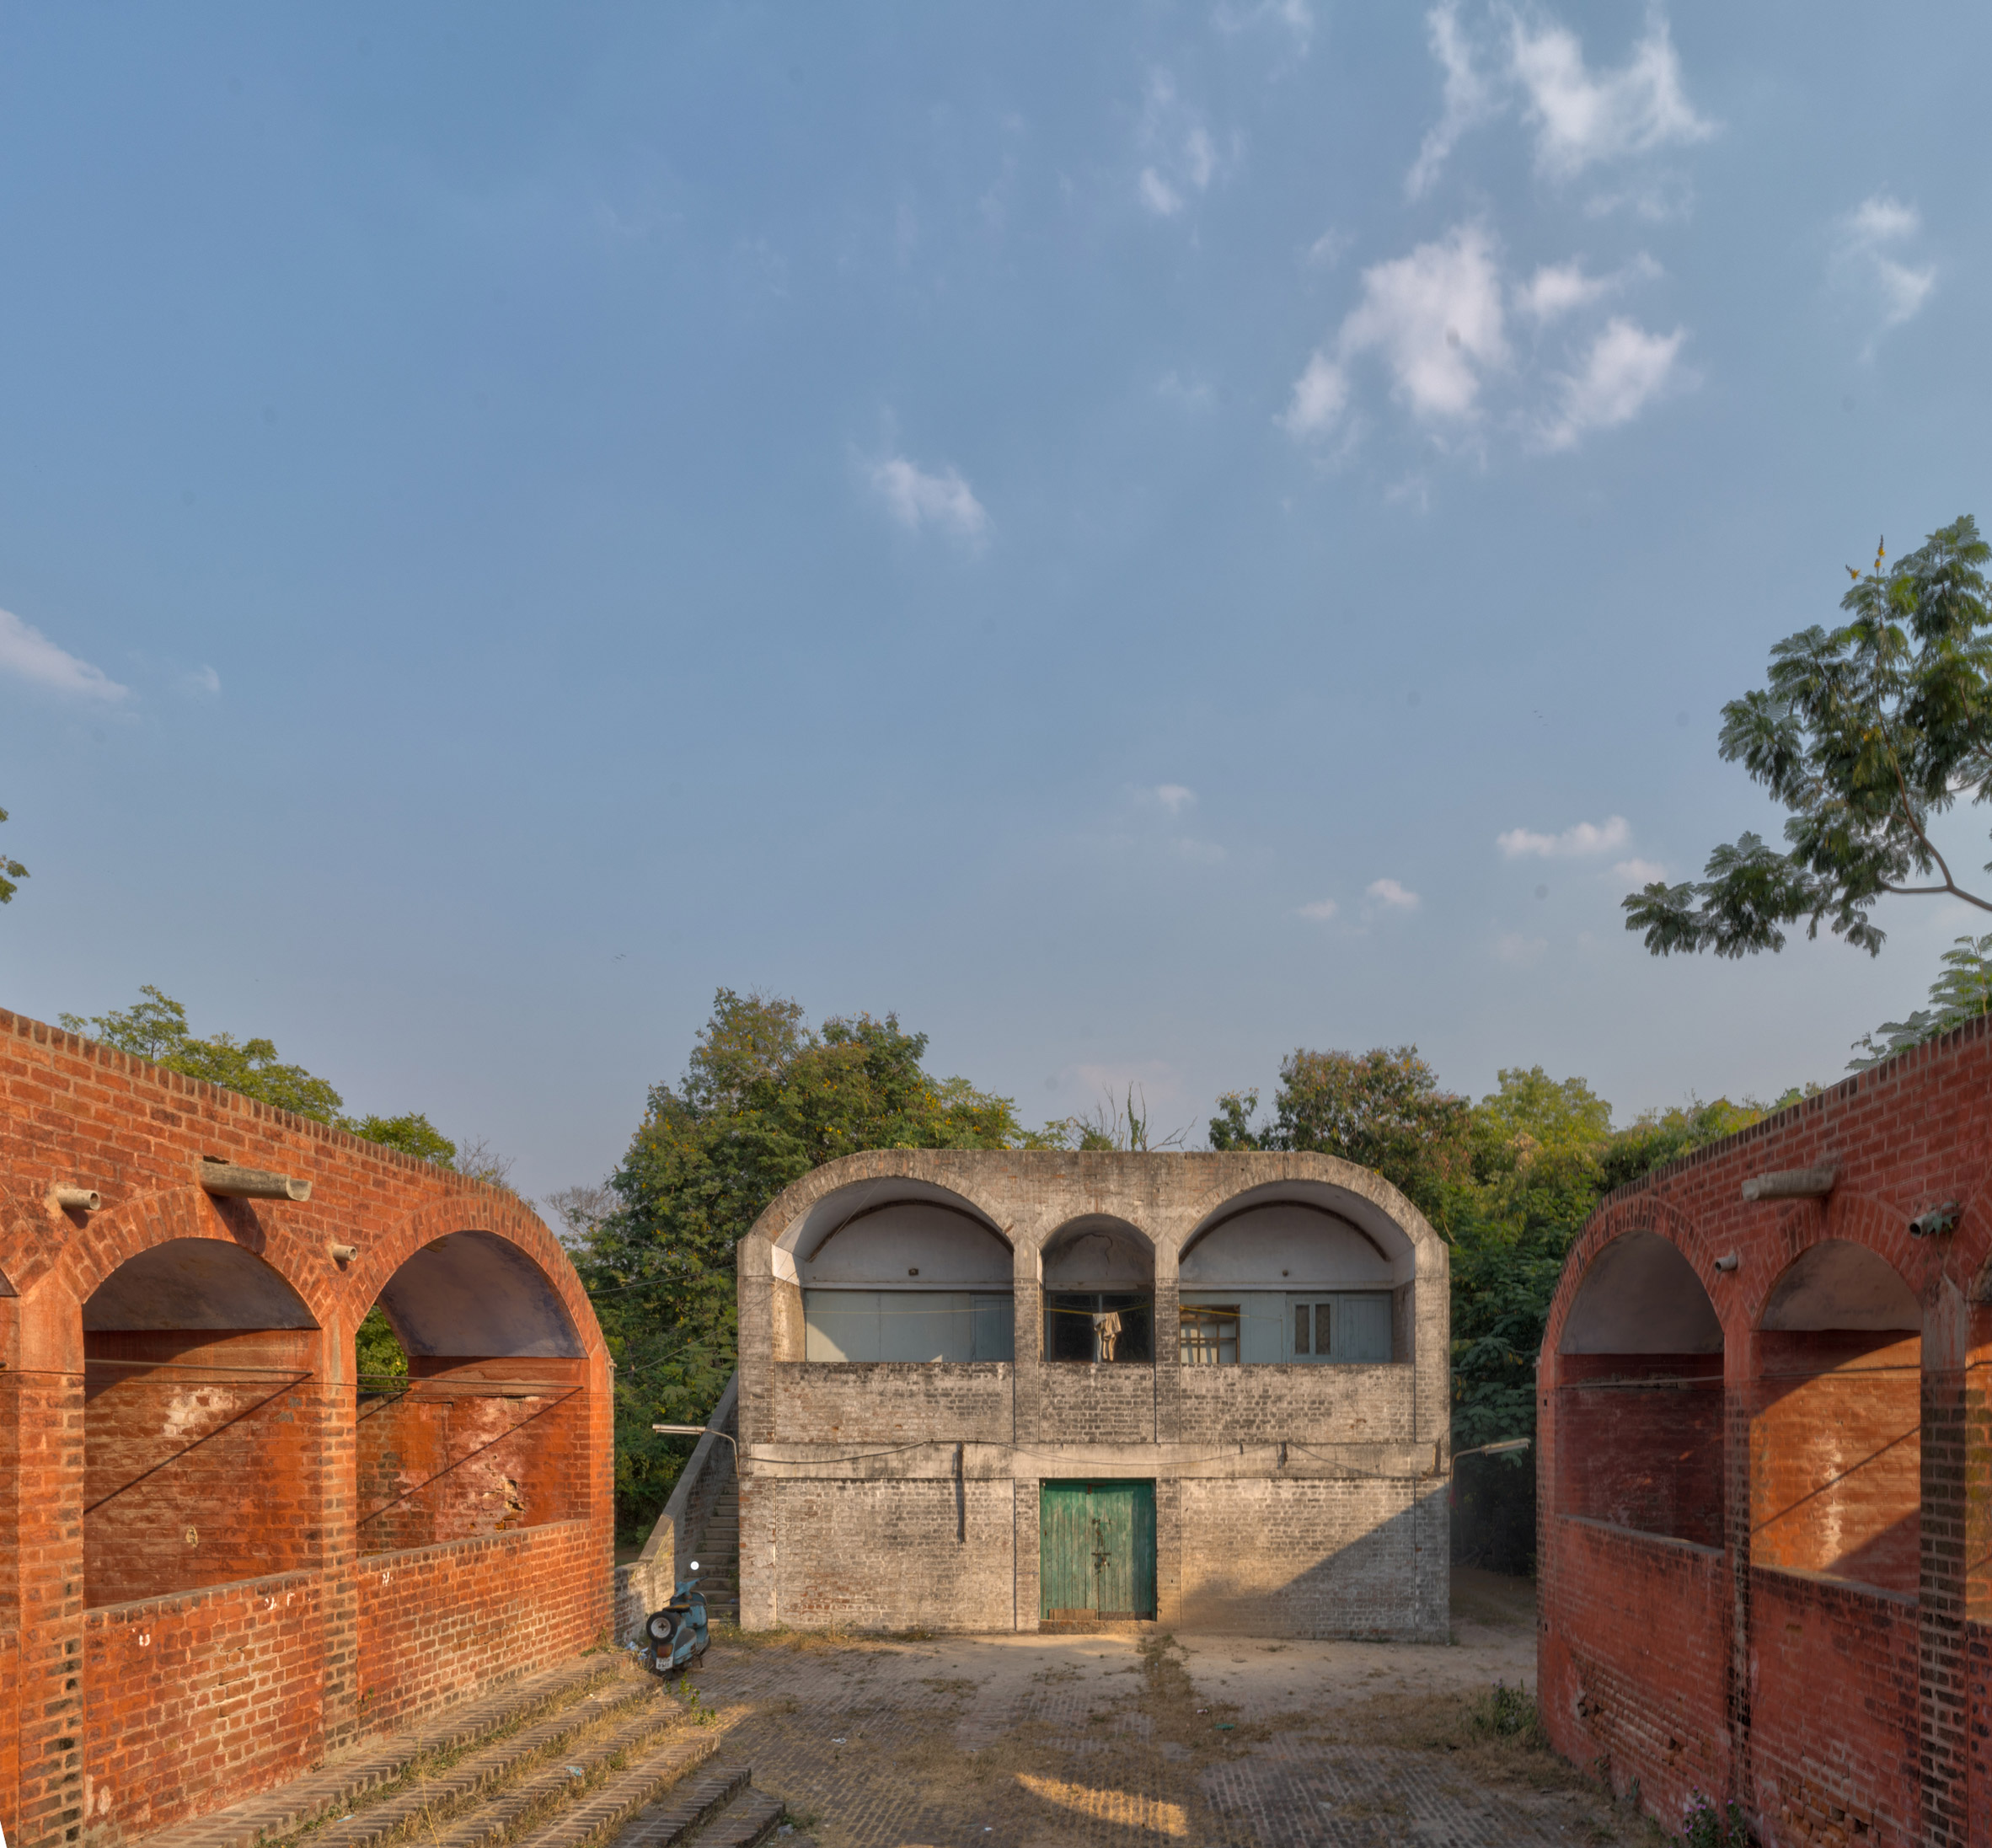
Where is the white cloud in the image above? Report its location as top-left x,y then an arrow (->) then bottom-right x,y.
1304,227 -> 1352,269
1297,898 -> 1340,921
1406,3 -> 1497,199
1515,254 -> 1656,323
1495,931 -> 1549,964
1614,857 -> 1666,885
1154,784 -> 1196,814
1279,351 -> 1352,438
1508,9 -> 1713,182
1173,838 -> 1227,864
1497,814 -> 1631,858
1834,193 -> 1936,348
1157,371 -> 1216,411
0,608 -> 128,702
868,455 -> 990,544
1539,317 -> 1684,449
1407,3 -> 1713,197
185,664 -> 222,697
1367,877 -> 1421,910
1139,168 -> 1183,217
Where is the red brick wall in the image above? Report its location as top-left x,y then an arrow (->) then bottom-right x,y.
355,1522 -> 602,1733
1554,1353 -> 1724,1547
1536,1014 -> 1992,1847
0,1009 -> 616,1848
82,1571 -> 324,1840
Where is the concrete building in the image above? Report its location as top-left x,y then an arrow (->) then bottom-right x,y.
0,1009 -> 614,1848
1535,1015 -> 1992,1846
731,1149 -> 1450,1638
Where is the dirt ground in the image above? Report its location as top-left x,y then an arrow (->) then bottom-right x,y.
668,1570 -> 1668,1847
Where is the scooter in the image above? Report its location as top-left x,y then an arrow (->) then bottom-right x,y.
638,1561 -> 710,1679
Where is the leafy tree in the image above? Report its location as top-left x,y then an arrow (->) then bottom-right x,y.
1209,1047 -> 1471,1227
348,1111 -> 457,1165
1625,517 -> 1992,959
0,804 -> 25,906
356,1308 -> 410,1383
1849,931 -> 1992,1068
576,988 -> 1028,1541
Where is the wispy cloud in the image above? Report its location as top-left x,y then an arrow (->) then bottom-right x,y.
868,455 -> 990,545
1367,877 -> 1421,910
1407,3 -> 1713,201
1539,318 -> 1685,449
1297,898 -> 1340,921
1514,253 -> 1657,323
184,664 -> 222,698
0,608 -> 128,702
1282,223 -> 1507,437
1213,0 -> 1315,55
1137,71 -> 1231,219
1614,856 -> 1666,885
1833,193 -> 1936,353
1153,783 -> 1197,814
1498,815 -> 1630,857
1495,931 -> 1548,964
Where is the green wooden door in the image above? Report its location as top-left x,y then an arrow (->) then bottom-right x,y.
1039,1481 -> 1156,1620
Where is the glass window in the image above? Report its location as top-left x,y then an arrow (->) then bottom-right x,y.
1179,1305 -> 1240,1365
1286,1293 -> 1394,1363
1045,1292 -> 1153,1363
802,1290 -> 1014,1363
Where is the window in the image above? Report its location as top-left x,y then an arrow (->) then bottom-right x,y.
801,1291 -> 1014,1362
1045,1292 -> 1153,1363
1179,1304 -> 1240,1365
1288,1293 -> 1393,1363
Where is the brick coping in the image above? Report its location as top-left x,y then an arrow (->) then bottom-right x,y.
84,1564 -> 320,1624
1748,1559 -> 1917,1610
356,1518 -> 593,1570
1556,1513 -> 1725,1561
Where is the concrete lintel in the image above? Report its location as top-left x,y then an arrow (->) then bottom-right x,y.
1739,1165 -> 1837,1203
744,1439 -> 1435,1481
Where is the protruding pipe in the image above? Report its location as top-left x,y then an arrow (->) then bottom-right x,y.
1714,1253 -> 1741,1272
1740,1165 -> 1837,1203
328,1242 -> 359,1263
198,1160 -> 311,1202
54,1186 -> 102,1212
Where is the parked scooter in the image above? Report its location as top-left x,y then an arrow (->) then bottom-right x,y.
638,1561 -> 710,1679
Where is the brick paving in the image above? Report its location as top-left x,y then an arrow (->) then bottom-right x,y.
678,1577 -> 1660,1847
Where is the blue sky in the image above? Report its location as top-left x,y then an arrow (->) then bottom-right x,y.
2,2 -> 1987,1200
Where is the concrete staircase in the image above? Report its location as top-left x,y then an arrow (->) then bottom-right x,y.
693,1476 -> 741,1624
131,1656 -> 784,1848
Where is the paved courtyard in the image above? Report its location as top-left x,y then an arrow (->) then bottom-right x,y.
675,1571 -> 1663,1847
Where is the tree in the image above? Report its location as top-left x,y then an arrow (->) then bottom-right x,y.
346,1111 -> 457,1165
1849,931 -> 1992,1069
0,804 -> 25,905
1209,1046 -> 1471,1227
574,988 -> 1029,1541
1625,517 -> 1992,958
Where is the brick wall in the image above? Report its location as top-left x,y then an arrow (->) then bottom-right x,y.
0,1009 -> 615,1848
766,1363 -> 1014,1445
1536,1013 -> 1992,1846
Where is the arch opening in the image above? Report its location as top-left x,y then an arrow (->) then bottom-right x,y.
1180,1200 -> 1400,1366
81,1239 -> 321,1607
1751,1239 -> 1920,1595
356,1229 -> 586,1558
1555,1230 -> 1725,1549
1043,1216 -> 1154,1363
796,1199 -> 1014,1363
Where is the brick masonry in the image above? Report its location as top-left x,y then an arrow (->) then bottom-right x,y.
734,1150 -> 1452,1642
1536,1013 -> 1992,1846
0,1009 -> 615,1848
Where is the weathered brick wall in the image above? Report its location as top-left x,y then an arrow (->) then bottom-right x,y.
767,1363 -> 1014,1444
1554,1355 -> 1724,1547
82,1569 -> 324,1840
1175,1476 -> 1446,1637
1537,1013 -> 1992,1846
761,1479 -> 1015,1631
735,1150 -> 1450,1639
355,1521 -> 602,1733
0,1008 -> 616,1848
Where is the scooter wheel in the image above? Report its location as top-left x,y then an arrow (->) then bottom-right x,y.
645,1611 -> 680,1646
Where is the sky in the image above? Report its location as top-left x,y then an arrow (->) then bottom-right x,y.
2,2 -> 1988,1203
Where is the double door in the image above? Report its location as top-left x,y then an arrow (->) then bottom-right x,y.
1039,1480 -> 1156,1620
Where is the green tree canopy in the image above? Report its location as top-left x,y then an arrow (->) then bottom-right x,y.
1626,517 -> 1992,959
0,804 -> 25,906
1208,1046 -> 1470,1225
1849,931 -> 1992,1069
575,987 -> 1029,1540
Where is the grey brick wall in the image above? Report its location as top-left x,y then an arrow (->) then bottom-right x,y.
735,1152 -> 1450,1640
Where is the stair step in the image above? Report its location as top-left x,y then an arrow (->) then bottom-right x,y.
298,1679 -> 661,1848
605,1764 -> 750,1848
426,1700 -> 698,1848
131,1658 -> 634,1848
689,1792 -> 784,1848
501,1730 -> 721,1848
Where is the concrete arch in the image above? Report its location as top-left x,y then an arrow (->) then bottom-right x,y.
1559,1229 -> 1723,1355
1175,1159 -> 1439,1290
750,1156 -> 1014,1276
1542,1192 -> 1717,1357
83,1237 -> 318,1331
1042,1213 -> 1154,1289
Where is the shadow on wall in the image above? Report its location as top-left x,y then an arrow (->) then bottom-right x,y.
1176,1481 -> 1448,1639
1452,1451 -> 1534,1577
